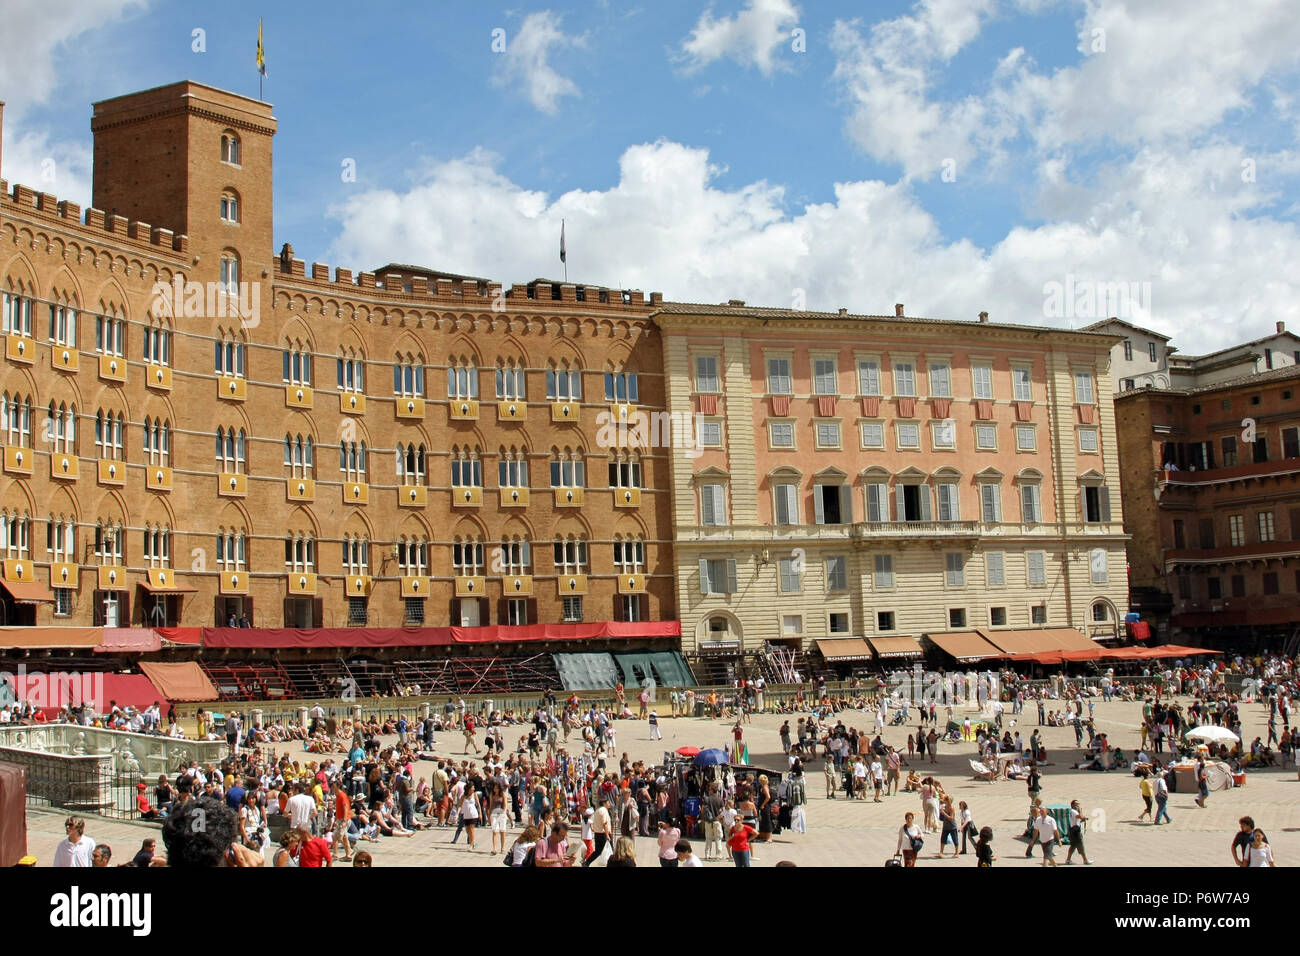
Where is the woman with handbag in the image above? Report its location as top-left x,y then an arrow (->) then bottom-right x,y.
239,789 -> 267,857
896,811 -> 923,867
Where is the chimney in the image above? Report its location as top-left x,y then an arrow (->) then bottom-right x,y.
894,303 -> 904,317
979,311 -> 989,323
1277,321 -> 1286,335
838,308 -> 847,316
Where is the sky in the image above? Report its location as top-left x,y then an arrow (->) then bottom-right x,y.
2,0 -> 1299,353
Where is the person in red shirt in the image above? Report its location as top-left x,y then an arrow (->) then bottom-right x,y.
333,782 -> 352,861
295,826 -> 333,867
727,820 -> 757,867
135,783 -> 158,820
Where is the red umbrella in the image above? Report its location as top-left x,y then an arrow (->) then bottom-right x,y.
675,746 -> 701,757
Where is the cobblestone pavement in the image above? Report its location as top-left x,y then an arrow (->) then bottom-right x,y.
25,695 -> 1299,867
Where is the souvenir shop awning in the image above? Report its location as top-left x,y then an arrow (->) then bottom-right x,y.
814,638 -> 874,661
136,661 -> 219,701
0,579 -> 54,604
0,626 -> 101,649
926,631 -> 1004,662
980,628 -> 1097,655
867,636 -> 924,659
201,620 -> 682,650
94,628 -> 162,654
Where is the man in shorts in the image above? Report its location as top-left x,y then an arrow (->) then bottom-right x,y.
1033,805 -> 1060,867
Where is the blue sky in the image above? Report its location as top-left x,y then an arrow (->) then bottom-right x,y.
3,0 -> 1300,352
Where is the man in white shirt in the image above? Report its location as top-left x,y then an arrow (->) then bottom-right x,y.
286,782 -> 318,834
676,840 -> 704,867
53,816 -> 95,867
870,757 -> 885,802
1032,806 -> 1060,867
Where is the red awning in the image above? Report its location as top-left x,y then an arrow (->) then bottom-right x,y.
0,627 -> 101,649
201,621 -> 682,649
94,628 -> 162,654
101,673 -> 166,711
154,627 -> 203,645
0,580 -> 55,604
137,661 -> 219,701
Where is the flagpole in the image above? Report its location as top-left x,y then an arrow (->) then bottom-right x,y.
562,218 -> 567,283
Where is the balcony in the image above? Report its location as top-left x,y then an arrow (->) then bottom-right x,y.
1159,459 -> 1300,491
1164,540 -> 1300,567
852,520 -> 981,541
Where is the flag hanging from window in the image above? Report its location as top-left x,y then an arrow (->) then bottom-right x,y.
559,219 -> 566,264
257,19 -> 267,76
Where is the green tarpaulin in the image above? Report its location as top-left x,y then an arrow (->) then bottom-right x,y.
552,652 -> 621,690
613,651 -> 694,688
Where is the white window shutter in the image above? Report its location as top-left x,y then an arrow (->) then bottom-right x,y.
919,485 -> 933,521
1100,486 -> 1111,522
814,488 -> 826,525
702,486 -> 716,525
726,558 -> 738,594
895,488 -> 906,522
698,558 -> 712,595
839,484 -> 852,523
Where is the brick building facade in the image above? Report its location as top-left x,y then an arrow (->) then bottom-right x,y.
1,82 -> 675,632
1116,366 -> 1300,647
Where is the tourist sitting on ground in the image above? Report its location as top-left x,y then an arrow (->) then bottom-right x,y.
903,770 -> 922,792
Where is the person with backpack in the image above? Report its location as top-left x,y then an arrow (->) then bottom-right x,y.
896,811 -> 923,868
507,825 -> 540,866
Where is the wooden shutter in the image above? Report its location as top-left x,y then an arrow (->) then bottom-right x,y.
698,558 -> 712,595
312,597 -> 324,628
215,596 -> 225,627
919,485 -> 932,521
283,597 -> 294,627
121,591 -> 131,627
92,590 -> 105,627
895,487 -> 906,522
1099,487 -> 1111,522
245,597 -> 255,627
814,487 -> 826,525
726,558 -> 738,594
839,485 -> 852,524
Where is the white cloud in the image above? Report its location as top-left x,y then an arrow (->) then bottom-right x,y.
830,1 -> 1005,179
0,0 -> 148,112
0,0 -> 148,207
493,10 -> 585,115
678,0 -> 800,76
326,138 -> 1300,355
